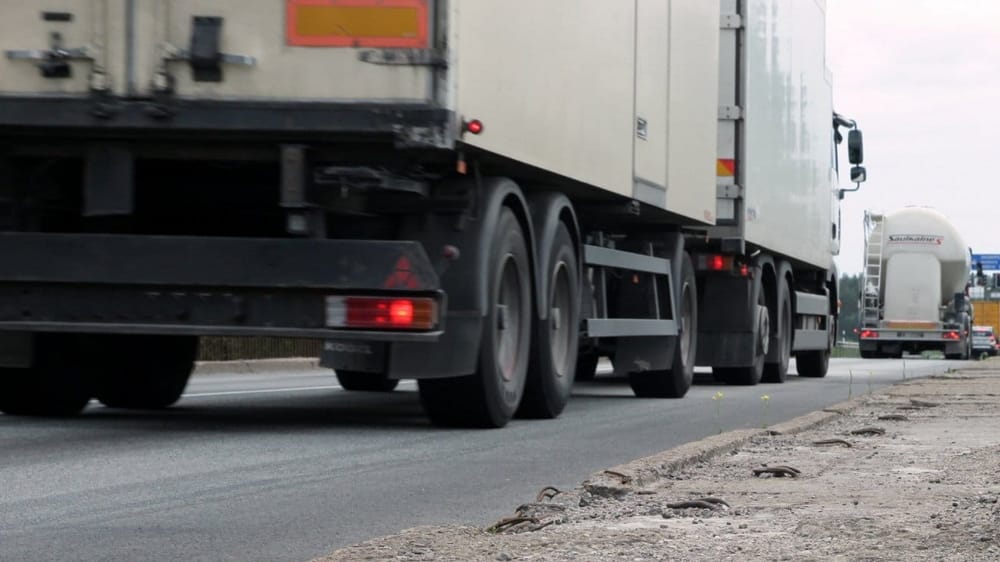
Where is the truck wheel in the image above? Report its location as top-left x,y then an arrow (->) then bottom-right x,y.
0,335 -> 92,416
762,278 -> 791,383
797,315 -> 832,377
718,291 -> 768,385
419,208 -> 532,428
519,222 -> 579,418
336,370 -> 399,392
94,335 -> 198,409
628,252 -> 697,398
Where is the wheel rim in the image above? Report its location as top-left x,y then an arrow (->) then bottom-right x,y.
496,254 -> 525,382
550,262 -> 573,378
827,315 -> 835,353
679,283 -> 693,365
781,297 -> 791,365
758,305 -> 770,355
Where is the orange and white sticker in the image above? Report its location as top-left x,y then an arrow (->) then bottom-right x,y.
286,0 -> 429,48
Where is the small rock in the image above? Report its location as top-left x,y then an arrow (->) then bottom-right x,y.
853,500 -> 859,506
496,553 -> 513,562
981,536 -> 992,543
953,502 -> 959,507
739,524 -> 748,529
930,514 -> 938,519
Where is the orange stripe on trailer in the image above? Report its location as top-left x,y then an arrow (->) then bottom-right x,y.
884,321 -> 938,329
717,159 -> 735,177
286,0 -> 429,48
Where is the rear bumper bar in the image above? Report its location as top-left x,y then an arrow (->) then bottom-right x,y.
0,233 -> 444,340
0,96 -> 454,147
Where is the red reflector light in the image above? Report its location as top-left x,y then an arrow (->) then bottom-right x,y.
700,254 -> 741,273
464,119 -> 484,135
326,296 -> 437,330
860,330 -> 878,339
943,331 -> 961,340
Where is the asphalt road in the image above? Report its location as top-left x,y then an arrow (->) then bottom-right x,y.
0,357 -> 969,561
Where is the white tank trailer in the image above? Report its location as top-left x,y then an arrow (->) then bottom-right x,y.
859,207 -> 973,359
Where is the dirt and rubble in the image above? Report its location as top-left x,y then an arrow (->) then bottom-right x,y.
318,365 -> 1000,561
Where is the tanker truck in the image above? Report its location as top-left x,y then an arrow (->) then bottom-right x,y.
859,208 -> 973,359
0,0 -> 866,427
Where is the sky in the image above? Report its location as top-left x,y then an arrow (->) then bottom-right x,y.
826,0 -> 1000,275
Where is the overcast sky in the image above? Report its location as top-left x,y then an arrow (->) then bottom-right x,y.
826,0 -> 1000,275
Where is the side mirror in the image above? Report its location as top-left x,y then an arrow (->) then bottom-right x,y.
848,129 -> 864,164
850,166 -> 867,183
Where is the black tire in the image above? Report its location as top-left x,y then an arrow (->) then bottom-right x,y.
762,277 -> 792,383
93,335 -> 198,409
797,314 -> 833,377
336,370 -> 399,392
628,252 -> 697,398
519,223 -> 579,418
419,208 -> 532,428
574,349 -> 600,382
0,334 -> 93,417
718,284 -> 768,386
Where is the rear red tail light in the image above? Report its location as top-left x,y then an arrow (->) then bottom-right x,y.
388,299 -> 414,325
698,254 -> 746,275
860,330 -> 878,339
326,296 -> 438,330
943,331 -> 961,340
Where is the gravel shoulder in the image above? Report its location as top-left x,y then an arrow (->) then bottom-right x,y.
318,364 -> 1000,561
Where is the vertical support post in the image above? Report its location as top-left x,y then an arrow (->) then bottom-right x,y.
280,144 -> 325,238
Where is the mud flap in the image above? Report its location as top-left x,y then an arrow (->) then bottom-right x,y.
382,177 -> 534,379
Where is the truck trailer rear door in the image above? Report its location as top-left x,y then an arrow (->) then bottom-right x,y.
0,1 -> 117,96
134,0 -> 439,102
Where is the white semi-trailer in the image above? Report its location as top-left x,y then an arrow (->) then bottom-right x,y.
0,0 -> 866,427
859,207 -> 973,359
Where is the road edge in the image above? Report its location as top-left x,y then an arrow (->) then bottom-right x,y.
582,394 -> 870,496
